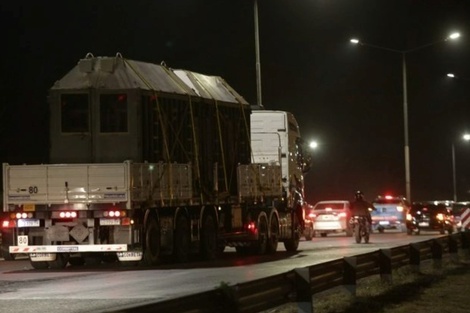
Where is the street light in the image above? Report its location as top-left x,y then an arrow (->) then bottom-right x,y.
309,140 -> 319,150
452,133 -> 470,201
350,32 -> 461,201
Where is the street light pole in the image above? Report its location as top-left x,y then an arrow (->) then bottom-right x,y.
402,53 -> 411,203
452,142 -> 457,201
452,134 -> 470,202
350,32 -> 461,202
254,0 -> 263,108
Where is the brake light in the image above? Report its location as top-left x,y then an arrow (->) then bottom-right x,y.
2,220 -> 11,228
246,222 -> 258,234
385,195 -> 393,199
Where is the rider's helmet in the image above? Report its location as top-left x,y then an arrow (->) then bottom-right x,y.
355,190 -> 364,200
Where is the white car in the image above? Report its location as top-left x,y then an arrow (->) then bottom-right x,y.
309,200 -> 353,237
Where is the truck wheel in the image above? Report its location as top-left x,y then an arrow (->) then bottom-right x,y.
48,254 -> 70,269
254,216 -> 268,255
283,215 -> 300,252
1,231 -> 16,260
30,260 -> 49,269
143,217 -> 160,266
174,214 -> 190,263
69,257 -> 85,266
200,213 -> 217,260
266,216 -> 279,254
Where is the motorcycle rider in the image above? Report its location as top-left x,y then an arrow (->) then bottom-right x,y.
350,191 -> 376,229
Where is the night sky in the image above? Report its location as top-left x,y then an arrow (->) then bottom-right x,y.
1,0 -> 470,204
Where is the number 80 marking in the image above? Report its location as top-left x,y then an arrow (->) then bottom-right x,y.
28,186 -> 38,194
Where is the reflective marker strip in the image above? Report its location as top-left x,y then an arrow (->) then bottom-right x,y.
461,209 -> 470,229
9,244 -> 127,253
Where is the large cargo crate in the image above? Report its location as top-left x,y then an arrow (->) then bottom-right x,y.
48,54 -> 251,203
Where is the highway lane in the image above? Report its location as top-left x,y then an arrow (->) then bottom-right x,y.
0,231 -> 446,313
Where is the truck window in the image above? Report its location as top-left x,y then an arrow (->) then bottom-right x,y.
61,94 -> 89,133
100,94 -> 128,133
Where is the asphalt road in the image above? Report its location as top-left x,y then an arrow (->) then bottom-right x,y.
0,231 -> 445,313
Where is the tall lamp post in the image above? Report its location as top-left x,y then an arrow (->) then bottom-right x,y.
452,134 -> 470,201
350,32 -> 461,201
253,0 -> 263,108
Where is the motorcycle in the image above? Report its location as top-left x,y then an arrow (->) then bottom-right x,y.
350,216 -> 370,243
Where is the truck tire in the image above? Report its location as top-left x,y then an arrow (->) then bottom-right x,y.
284,214 -> 300,252
200,213 -> 217,260
30,260 -> 49,269
266,216 -> 279,254
174,214 -> 190,263
48,253 -> 70,269
143,217 -> 160,265
69,257 -> 86,266
1,231 -> 16,261
254,216 -> 268,255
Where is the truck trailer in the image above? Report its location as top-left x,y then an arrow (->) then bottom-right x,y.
1,53 -> 311,268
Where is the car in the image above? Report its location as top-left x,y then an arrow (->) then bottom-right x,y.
309,200 -> 353,237
406,202 -> 456,235
421,200 -> 469,232
371,195 -> 410,233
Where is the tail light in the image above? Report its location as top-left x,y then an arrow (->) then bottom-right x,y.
406,213 -> 412,221
436,213 -> 444,221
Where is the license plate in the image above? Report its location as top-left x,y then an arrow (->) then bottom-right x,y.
419,222 -> 429,227
18,219 -> 40,227
30,253 -> 56,262
379,221 -> 390,225
117,251 -> 142,262
100,218 -> 121,226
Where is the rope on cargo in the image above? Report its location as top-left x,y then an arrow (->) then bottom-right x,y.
160,65 -> 204,204
122,57 -> 175,203
192,76 -> 229,194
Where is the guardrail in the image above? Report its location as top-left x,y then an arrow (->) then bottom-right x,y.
115,232 -> 470,313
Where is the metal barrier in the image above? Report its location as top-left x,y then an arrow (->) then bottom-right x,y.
114,232 -> 470,313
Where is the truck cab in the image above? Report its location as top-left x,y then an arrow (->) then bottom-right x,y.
250,110 -> 311,221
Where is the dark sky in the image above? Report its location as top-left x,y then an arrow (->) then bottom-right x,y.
1,0 -> 470,203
